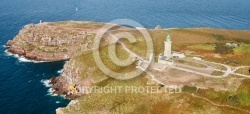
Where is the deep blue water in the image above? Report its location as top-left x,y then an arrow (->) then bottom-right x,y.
0,0 -> 249,113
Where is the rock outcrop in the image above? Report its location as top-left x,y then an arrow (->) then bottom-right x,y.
155,25 -> 162,29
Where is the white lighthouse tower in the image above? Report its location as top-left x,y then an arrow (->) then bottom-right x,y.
164,35 -> 172,60
158,34 -> 185,66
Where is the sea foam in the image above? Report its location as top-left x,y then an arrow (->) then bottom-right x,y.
41,80 -> 60,97
57,69 -> 63,74
47,88 -> 58,96
42,80 -> 66,98
2,45 -> 9,48
56,101 -> 60,104
4,50 -> 46,63
41,79 -> 52,88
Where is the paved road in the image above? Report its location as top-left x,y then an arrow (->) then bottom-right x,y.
232,66 -> 250,72
200,60 -> 250,78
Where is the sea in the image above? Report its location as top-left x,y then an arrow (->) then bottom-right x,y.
0,0 -> 249,113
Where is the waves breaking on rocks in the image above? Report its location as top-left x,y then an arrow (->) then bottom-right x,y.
4,50 -> 46,63
41,79 -> 57,96
41,79 -> 52,88
57,69 -> 63,75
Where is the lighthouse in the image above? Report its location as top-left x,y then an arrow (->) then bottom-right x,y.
157,34 -> 185,66
164,35 -> 172,60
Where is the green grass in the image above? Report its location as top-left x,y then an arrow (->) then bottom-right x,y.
238,92 -> 250,106
234,44 -> 250,53
236,80 -> 250,106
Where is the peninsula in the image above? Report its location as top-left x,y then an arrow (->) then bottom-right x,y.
6,21 -> 250,113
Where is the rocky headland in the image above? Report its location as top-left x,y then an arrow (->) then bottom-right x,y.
6,21 -> 128,99
6,21 -> 110,61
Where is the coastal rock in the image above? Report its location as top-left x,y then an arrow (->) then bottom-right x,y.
6,40 -> 14,46
50,60 -> 95,99
155,25 -> 162,29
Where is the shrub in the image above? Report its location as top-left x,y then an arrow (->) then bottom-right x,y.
182,85 -> 197,93
214,43 -> 234,54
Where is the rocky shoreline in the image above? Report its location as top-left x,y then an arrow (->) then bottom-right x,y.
5,21 -> 96,99
5,21 -> 115,99
49,76 -> 82,99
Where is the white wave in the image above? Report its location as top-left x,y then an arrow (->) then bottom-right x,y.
47,88 -> 67,99
47,88 -> 58,96
41,79 -> 52,87
43,82 -> 64,97
18,56 -> 46,63
18,57 -> 34,62
4,50 -> 46,63
41,79 -> 67,98
4,50 -> 15,56
57,69 -> 63,74
2,45 -> 9,48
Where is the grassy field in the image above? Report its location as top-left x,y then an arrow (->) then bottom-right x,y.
234,44 -> 250,53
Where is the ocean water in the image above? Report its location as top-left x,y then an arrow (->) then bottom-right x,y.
0,0 -> 249,113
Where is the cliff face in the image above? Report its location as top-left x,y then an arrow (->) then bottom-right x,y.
49,59 -> 99,99
6,21 -> 101,61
